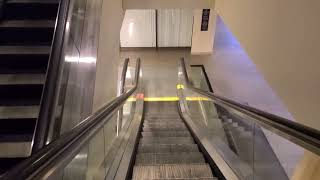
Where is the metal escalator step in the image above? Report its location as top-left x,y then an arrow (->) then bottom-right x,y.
0,157 -> 27,174
0,20 -> 55,28
0,106 -> 39,119
145,116 -> 181,120
5,0 -> 59,20
0,46 -> 51,54
0,141 -> 32,157
7,0 -> 59,3
142,131 -> 191,137
144,123 -> 186,129
0,84 -> 42,106
0,26 -> 54,46
140,137 -> 194,144
0,74 -> 45,85
135,152 -> 205,165
143,126 -> 187,131
144,121 -> 185,126
132,164 -> 215,179
144,119 -> 183,124
138,144 -> 199,153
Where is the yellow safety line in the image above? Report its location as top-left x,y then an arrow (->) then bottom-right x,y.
127,96 -> 211,102
144,97 -> 179,101
186,97 -> 211,101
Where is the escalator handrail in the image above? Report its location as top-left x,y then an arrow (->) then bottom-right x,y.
32,0 -> 72,152
2,58 -> 141,180
179,57 -> 320,155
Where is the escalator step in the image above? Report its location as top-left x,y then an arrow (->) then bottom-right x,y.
144,116 -> 181,120
0,157 -> 27,174
144,119 -> 183,124
0,46 -> 50,74
0,141 -> 32,157
0,27 -> 54,46
142,130 -> 191,137
135,152 -> 205,165
143,126 -> 187,131
0,84 -> 43,106
133,164 -> 216,180
0,106 -> 39,119
0,74 -> 45,85
0,46 -> 51,54
138,144 -> 199,153
4,0 -> 59,20
140,137 -> 194,144
144,121 -> 184,125
143,123 -> 186,129
0,118 -> 36,135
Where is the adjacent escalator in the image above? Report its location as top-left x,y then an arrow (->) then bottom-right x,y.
0,0 -> 59,173
132,101 -> 218,180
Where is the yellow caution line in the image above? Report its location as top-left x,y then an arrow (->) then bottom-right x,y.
127,97 -> 137,102
127,96 -> 211,102
186,97 -> 211,101
144,97 -> 179,101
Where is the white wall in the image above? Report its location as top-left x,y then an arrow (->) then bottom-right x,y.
120,10 -> 156,47
191,9 -> 216,55
123,0 -> 214,9
158,9 -> 193,47
215,0 -> 320,130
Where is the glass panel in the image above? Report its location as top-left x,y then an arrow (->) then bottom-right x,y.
179,64 -> 320,180
47,0 -> 102,143
253,126 -> 304,180
181,87 -> 255,179
63,145 -> 89,180
43,94 -> 136,179
190,66 -> 211,92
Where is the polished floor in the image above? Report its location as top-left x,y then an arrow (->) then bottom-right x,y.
120,48 -> 191,97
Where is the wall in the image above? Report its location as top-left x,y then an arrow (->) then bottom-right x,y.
191,9 -> 216,55
93,0 -> 124,111
120,10 -> 156,47
123,0 -> 214,9
191,16 -> 293,119
215,0 -> 320,130
190,16 -> 302,178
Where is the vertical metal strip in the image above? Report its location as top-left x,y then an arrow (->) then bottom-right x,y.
155,9 -> 158,49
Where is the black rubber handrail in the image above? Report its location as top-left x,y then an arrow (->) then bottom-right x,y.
32,0 -> 71,153
2,58 -> 141,180
179,58 -> 320,156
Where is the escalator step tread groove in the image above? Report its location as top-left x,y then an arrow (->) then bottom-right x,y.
132,164 -> 215,180
138,144 -> 199,153
133,102 -> 217,179
135,152 -> 206,165
0,0 -> 58,172
140,137 -> 194,144
142,131 -> 191,137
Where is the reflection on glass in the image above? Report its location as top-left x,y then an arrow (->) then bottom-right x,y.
190,66 -> 211,92
45,96 -> 136,180
178,64 -> 319,180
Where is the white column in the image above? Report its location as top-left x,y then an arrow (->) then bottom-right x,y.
191,9 -> 216,55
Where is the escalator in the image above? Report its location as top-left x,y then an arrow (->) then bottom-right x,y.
132,101 -> 217,179
0,0 -> 59,172
0,1 -> 319,178
1,56 -> 320,180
